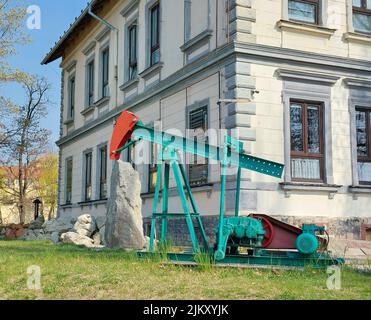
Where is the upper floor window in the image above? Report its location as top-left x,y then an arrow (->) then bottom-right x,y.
150,3 -> 160,66
84,152 -> 93,201
188,106 -> 209,186
66,158 -> 73,204
288,0 -> 319,24
128,23 -> 138,80
68,76 -> 75,119
99,145 -> 108,199
290,101 -> 324,182
356,108 -> 371,184
101,47 -> 109,98
353,0 -> 371,33
87,60 -> 95,107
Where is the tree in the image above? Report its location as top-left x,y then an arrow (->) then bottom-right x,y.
0,76 -> 51,223
36,154 -> 58,220
0,0 -> 29,83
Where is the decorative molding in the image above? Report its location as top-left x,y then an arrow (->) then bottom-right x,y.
344,32 -> 371,44
95,26 -> 111,42
82,41 -> 96,56
139,62 -> 163,79
280,183 -> 342,199
180,29 -> 213,53
277,68 -> 340,85
63,118 -> 74,126
344,78 -> 371,89
120,77 -> 140,92
93,96 -> 110,109
65,60 -> 77,73
277,20 -> 336,38
81,105 -> 95,116
120,0 -> 139,17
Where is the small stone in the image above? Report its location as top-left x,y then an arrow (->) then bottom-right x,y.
73,214 -> 97,237
93,232 -> 102,246
51,232 -> 60,244
61,232 -> 95,248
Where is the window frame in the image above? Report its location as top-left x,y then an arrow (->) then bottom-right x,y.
352,0 -> 371,34
101,47 -> 110,98
288,0 -> 320,25
86,60 -> 95,107
187,104 -> 209,187
68,76 -> 76,120
84,152 -> 93,202
355,107 -> 371,183
98,145 -> 108,200
149,2 -> 160,66
65,158 -> 73,205
128,22 -> 138,81
290,99 -> 325,182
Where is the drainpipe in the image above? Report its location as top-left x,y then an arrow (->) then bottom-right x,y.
88,3 -> 119,109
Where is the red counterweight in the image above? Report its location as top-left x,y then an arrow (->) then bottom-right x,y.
110,111 -> 140,160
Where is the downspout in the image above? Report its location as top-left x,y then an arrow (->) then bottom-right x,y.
88,4 -> 119,109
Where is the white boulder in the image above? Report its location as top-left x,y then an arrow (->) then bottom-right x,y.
73,214 -> 97,237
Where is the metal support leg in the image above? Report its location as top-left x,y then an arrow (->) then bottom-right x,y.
172,161 -> 200,253
150,162 -> 163,252
161,163 -> 170,243
235,167 -> 241,217
179,163 -> 209,251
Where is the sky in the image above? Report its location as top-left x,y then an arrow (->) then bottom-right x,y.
3,0 -> 89,149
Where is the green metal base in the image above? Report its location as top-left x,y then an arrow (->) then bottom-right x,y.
137,249 -> 344,269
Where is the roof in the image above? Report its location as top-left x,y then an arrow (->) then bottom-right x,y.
41,0 -> 102,65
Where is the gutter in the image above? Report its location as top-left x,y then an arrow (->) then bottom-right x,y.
87,3 -> 119,113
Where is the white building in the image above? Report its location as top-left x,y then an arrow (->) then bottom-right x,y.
42,0 -> 371,242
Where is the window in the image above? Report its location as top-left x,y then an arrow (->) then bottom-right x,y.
188,106 -> 208,186
101,48 -> 109,98
150,3 -> 160,66
68,77 -> 75,119
288,0 -> 319,24
149,143 -> 158,193
99,146 -> 108,199
356,108 -> 371,184
353,0 -> 371,33
290,101 -> 324,181
66,158 -> 73,204
128,23 -> 138,80
84,152 -> 93,201
86,60 -> 95,107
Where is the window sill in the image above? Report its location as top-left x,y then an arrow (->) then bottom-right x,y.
120,77 -> 140,91
344,32 -> 371,44
139,62 -> 163,79
77,199 -> 108,207
180,29 -> 213,53
349,186 -> 371,194
63,118 -> 74,126
277,20 -> 337,38
81,105 -> 95,116
93,96 -> 110,109
141,184 -> 214,200
280,182 -> 342,199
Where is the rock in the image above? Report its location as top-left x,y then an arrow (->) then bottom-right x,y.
73,214 -> 97,237
23,230 -> 37,241
105,161 -> 146,250
29,215 -> 45,230
51,232 -> 60,244
93,232 -> 102,246
43,216 -> 75,234
61,232 -> 95,248
99,226 -> 106,245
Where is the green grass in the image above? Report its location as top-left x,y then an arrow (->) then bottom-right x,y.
0,241 -> 370,300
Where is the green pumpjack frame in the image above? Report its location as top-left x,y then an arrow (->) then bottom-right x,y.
117,122 -> 342,269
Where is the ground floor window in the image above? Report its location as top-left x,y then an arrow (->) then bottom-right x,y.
84,152 -> 93,201
149,143 -> 158,193
99,146 -> 108,199
188,105 -> 209,186
66,158 -> 73,204
356,107 -> 371,184
290,100 -> 324,182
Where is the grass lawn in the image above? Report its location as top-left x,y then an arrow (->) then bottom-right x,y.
0,240 -> 370,300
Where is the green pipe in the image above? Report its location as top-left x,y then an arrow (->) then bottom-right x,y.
235,167 -> 241,217
161,163 -> 170,243
150,162 -> 163,252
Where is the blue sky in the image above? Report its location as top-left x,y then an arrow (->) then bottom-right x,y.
4,0 -> 89,149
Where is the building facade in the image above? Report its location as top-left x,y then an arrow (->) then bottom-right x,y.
42,0 -> 371,242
